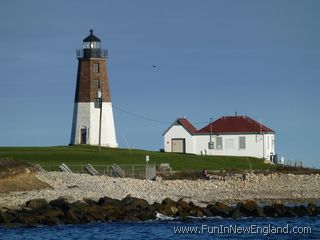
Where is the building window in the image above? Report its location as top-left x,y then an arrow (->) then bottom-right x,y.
239,136 -> 246,150
93,79 -> 101,89
225,139 -> 235,149
93,63 -> 99,73
216,137 -> 223,149
94,98 -> 101,108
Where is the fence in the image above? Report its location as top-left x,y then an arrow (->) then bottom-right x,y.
281,160 -> 303,168
40,164 -> 156,179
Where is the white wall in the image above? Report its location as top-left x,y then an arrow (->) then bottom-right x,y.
194,133 -> 275,159
70,102 -> 118,147
164,125 -> 195,154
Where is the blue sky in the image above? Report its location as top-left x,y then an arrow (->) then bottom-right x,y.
0,0 -> 319,167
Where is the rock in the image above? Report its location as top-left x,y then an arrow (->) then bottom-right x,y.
105,208 -> 124,222
44,216 -> 64,225
238,200 -> 265,217
39,208 -> 64,219
0,211 -> 16,224
176,199 -> 192,218
162,198 -> 176,206
307,203 -> 318,216
161,204 -> 179,216
263,204 -> 295,218
83,198 -> 98,206
98,197 -> 122,208
201,207 -> 213,217
83,205 -> 106,222
26,198 -> 49,209
122,196 -> 149,210
232,207 -> 246,219
176,199 -> 190,210
293,205 -> 312,217
72,200 -> 89,211
63,208 -> 83,224
50,198 -> 71,212
206,202 -> 233,218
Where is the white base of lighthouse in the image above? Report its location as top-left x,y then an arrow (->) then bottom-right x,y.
70,102 -> 118,147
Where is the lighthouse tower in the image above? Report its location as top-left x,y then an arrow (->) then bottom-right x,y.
70,30 -> 118,148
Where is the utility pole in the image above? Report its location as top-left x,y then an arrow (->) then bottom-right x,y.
98,88 -> 102,151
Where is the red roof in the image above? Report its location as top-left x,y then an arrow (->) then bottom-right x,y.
177,118 -> 198,134
197,116 -> 274,134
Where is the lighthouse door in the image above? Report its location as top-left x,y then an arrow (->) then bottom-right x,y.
80,127 -> 87,144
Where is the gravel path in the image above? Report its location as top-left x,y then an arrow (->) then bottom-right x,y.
0,172 -> 319,208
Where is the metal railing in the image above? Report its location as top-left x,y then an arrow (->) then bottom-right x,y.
76,48 -> 108,58
40,164 -> 156,179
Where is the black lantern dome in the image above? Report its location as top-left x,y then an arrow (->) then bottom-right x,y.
77,29 -> 108,59
83,29 -> 101,49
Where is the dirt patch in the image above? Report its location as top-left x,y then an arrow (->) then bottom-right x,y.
0,172 -> 52,194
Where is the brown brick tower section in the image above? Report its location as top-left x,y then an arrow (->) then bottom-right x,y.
75,58 -> 111,103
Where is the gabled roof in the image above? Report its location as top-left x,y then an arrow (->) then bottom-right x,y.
163,118 -> 198,135
197,116 -> 274,134
177,118 -> 198,134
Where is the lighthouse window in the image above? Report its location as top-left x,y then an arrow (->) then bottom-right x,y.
94,98 -> 102,108
93,63 -> 99,73
93,79 -> 101,89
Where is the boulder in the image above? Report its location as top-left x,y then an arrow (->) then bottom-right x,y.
201,208 -> 214,217
63,208 -> 83,224
83,198 -> 98,206
105,208 -> 125,222
43,216 -> 64,225
0,211 -> 16,224
161,204 -> 179,216
83,205 -> 106,222
176,199 -> 190,211
18,214 -> 39,225
263,204 -> 293,218
98,197 -> 122,209
26,198 -> 49,209
293,205 -> 312,217
71,200 -> 89,211
50,198 -> 71,212
238,200 -> 265,217
232,207 -> 247,219
122,197 -> 149,211
206,202 -> 233,218
307,203 -> 318,216
162,198 -> 176,206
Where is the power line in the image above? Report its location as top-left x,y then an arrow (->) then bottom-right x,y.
113,105 -> 171,124
113,105 -> 211,125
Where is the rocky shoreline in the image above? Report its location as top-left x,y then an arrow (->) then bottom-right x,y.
0,196 -> 320,227
0,171 -> 320,226
1,171 -> 319,208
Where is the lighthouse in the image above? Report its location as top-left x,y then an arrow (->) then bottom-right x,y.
70,30 -> 118,148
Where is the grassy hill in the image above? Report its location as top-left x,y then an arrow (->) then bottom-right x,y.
0,145 -> 273,172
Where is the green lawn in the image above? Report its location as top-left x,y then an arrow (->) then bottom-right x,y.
0,145 -> 274,172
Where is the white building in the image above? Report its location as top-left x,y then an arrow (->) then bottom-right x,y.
163,115 -> 275,160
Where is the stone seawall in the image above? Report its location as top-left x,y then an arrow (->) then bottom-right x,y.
1,196 -> 320,227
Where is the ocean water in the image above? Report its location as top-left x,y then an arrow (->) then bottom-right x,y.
0,217 -> 319,240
